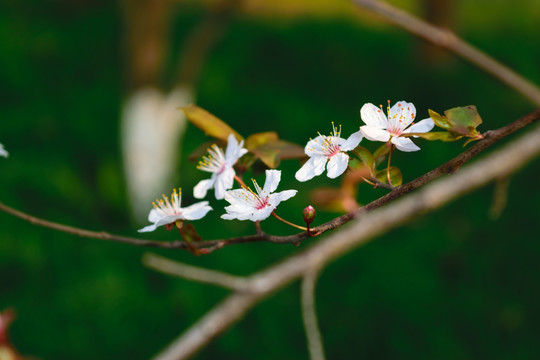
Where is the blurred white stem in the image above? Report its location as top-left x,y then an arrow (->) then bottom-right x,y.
302,268 -> 326,360
121,86 -> 192,221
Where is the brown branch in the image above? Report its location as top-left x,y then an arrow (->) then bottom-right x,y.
351,0 -> 540,106
2,109 -> 540,252
152,112 -> 540,360
0,202 -> 188,250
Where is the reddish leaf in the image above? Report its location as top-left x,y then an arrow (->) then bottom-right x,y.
250,140 -> 305,168
181,104 -> 242,141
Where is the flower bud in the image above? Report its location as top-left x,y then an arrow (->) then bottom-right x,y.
303,205 -> 316,224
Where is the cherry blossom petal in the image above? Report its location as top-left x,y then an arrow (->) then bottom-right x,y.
389,101 -> 415,121
326,152 -> 349,178
225,134 -> 248,165
181,201 -> 212,220
269,190 -> 298,205
138,224 -> 158,233
263,169 -> 281,194
148,208 -> 162,223
391,136 -> 420,152
223,188 -> 249,206
403,118 -> 434,134
249,206 -> 274,221
139,214 -> 180,233
304,136 -> 325,156
221,210 -> 250,220
360,103 -> 388,128
360,125 -> 391,142
340,130 -> 363,151
388,101 -> 415,130
193,178 -> 215,199
295,156 -> 327,182
214,167 -> 235,199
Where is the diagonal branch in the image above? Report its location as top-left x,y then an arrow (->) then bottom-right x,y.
351,0 -> 540,106
152,117 -> 540,360
143,253 -> 249,291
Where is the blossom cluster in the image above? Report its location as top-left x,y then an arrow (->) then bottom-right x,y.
138,100 -> 434,232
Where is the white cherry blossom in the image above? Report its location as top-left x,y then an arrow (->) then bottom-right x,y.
0,143 -> 8,158
295,122 -> 362,182
194,133 -> 248,200
360,100 -> 434,152
138,188 -> 212,232
221,169 -> 297,222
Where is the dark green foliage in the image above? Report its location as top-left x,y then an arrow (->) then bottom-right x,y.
1,1 -> 540,359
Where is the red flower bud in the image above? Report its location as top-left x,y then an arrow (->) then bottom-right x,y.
303,205 -> 316,224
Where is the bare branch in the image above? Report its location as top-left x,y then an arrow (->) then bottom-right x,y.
351,0 -> 540,106
301,268 -> 326,360
143,253 -> 249,291
153,119 -> 540,359
0,202 -> 188,249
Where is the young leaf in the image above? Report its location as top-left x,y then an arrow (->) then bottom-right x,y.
445,105 -> 482,130
428,109 -> 452,130
429,105 -> 484,140
352,146 -> 374,168
403,132 -> 463,142
373,143 -> 391,160
250,140 -> 304,168
180,104 -> 242,141
375,166 -> 403,186
179,223 -> 202,242
245,132 -> 279,151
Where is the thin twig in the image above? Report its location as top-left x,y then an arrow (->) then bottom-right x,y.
271,212 -> 307,231
351,0 -> 540,106
301,268 -> 326,360
0,202 -> 188,249
143,253 -> 249,291
153,118 -> 540,360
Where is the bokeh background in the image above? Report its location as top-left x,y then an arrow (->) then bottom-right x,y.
1,0 -> 540,359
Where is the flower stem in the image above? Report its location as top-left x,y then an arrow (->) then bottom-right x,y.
272,212 -> 307,231
234,174 -> 248,188
361,176 -> 376,186
386,143 -> 394,186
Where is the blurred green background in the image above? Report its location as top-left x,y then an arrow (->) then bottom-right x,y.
1,0 -> 540,359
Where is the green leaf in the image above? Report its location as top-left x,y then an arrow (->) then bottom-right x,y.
429,105 -> 483,139
348,158 -> 363,170
181,104 -> 242,141
373,143 -> 391,160
245,132 -> 279,151
352,146 -> 374,167
463,136 -> 483,147
445,105 -> 482,130
428,109 -> 452,130
375,166 -> 403,186
403,131 -> 463,142
250,140 -> 305,168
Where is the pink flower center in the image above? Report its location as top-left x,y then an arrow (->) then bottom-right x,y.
255,196 -> 269,210
325,144 -> 341,157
